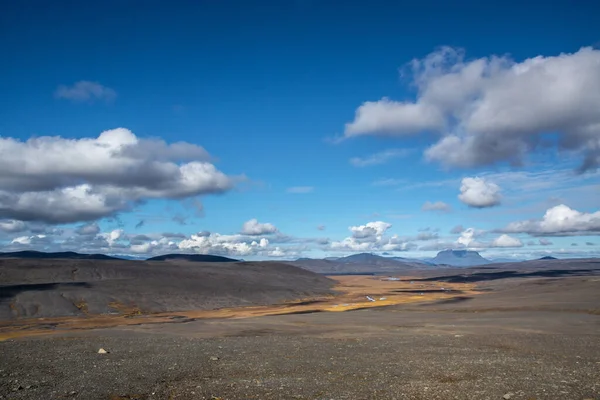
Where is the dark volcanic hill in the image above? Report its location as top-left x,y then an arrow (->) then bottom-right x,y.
432,250 -> 492,267
539,256 -> 558,260
147,254 -> 238,262
290,253 -> 433,274
0,251 -> 121,261
336,253 -> 384,263
0,258 -> 334,319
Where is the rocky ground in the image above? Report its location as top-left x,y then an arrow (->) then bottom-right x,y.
1,267 -> 599,400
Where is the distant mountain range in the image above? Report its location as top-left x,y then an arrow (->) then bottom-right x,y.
0,250 -> 561,272
324,253 -> 436,265
0,250 -> 122,260
0,251 -> 240,263
292,251 -> 541,272
290,253 -> 437,274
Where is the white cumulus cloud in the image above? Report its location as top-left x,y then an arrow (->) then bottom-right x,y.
456,227 -> 476,247
178,232 -> 294,257
491,234 -> 523,248
11,234 -> 50,246
350,221 -> 392,240
240,219 -> 278,236
330,221 -> 414,252
458,177 -> 501,208
454,227 -> 488,249
501,204 -> 600,236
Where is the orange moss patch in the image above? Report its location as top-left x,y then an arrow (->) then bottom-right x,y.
74,300 -> 89,315
108,302 -> 143,317
0,275 -> 480,341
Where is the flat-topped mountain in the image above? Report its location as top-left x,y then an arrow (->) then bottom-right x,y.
431,250 -> 492,267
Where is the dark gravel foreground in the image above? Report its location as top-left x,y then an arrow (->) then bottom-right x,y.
0,325 -> 598,400
1,269 -> 599,399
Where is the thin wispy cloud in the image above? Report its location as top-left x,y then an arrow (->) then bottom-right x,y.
350,148 -> 412,167
422,201 -> 452,213
372,178 -> 407,187
55,81 -> 117,103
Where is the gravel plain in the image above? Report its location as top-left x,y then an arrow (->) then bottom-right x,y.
1,262 -> 599,399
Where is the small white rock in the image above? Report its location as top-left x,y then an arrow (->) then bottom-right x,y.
97,348 -> 108,354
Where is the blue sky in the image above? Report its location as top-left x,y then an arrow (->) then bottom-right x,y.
0,0 -> 599,260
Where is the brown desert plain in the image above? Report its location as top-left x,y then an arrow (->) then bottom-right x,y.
0,257 -> 599,399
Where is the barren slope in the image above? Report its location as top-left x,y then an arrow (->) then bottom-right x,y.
0,259 -> 335,319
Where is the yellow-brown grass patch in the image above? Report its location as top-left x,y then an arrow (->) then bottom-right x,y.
0,275 -> 480,341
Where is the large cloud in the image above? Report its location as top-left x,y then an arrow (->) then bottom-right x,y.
343,47 -> 600,172
458,177 -> 501,208
0,128 -> 237,223
501,204 -> 600,236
